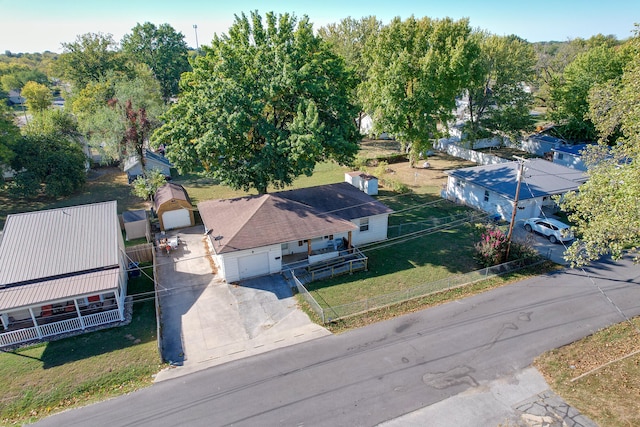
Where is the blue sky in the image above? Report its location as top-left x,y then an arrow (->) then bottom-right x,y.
1,0 -> 638,53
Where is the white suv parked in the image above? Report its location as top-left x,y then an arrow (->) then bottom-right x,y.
523,217 -> 574,243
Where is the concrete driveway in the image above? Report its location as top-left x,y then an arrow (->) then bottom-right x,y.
511,219 -> 574,265
154,225 -> 329,382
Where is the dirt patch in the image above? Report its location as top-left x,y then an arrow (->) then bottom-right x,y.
370,152 -> 477,194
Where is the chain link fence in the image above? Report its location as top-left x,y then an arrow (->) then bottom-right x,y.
293,256 -> 542,324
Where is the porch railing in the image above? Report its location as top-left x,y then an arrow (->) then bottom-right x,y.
0,309 -> 121,348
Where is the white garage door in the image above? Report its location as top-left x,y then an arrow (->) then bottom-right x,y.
238,252 -> 270,279
162,209 -> 191,230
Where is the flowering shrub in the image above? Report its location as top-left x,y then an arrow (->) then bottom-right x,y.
475,226 -> 508,267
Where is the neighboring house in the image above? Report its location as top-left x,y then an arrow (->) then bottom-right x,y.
551,144 -> 592,171
521,133 -> 565,157
153,183 -> 195,231
123,149 -> 172,183
444,159 -> 586,222
198,182 -> 393,282
7,89 -> 25,106
122,209 -> 150,241
345,171 -> 379,195
0,201 -> 128,349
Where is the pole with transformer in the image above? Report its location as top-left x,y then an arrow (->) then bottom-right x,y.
505,156 -> 527,261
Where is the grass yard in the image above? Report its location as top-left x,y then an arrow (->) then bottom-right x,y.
0,267 -> 161,426
304,192 -> 481,308
0,167 -> 147,228
535,318 -> 640,427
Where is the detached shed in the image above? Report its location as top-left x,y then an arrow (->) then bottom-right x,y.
345,172 -> 379,195
122,209 -> 149,241
154,183 -> 194,231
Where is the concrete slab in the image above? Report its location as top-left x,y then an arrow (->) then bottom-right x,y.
511,219 -> 574,266
154,226 -> 330,382
378,367 -> 596,427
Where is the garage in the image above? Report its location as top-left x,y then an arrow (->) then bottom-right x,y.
154,183 -> 195,231
238,253 -> 270,279
162,208 -> 191,230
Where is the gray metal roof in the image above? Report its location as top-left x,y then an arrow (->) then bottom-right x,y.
0,201 -> 121,286
447,159 -> 586,200
0,269 -> 119,311
123,209 -> 147,223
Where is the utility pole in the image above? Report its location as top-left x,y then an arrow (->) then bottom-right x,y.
193,24 -> 199,50
505,156 -> 526,261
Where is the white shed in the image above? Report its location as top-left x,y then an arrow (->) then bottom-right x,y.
345,172 -> 379,196
122,209 -> 149,241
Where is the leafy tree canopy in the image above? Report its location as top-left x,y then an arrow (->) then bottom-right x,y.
549,42 -> 630,141
152,11 -> 360,194
72,65 -> 165,164
0,105 -> 19,165
562,30 -> 640,265
360,16 -> 480,165
9,117 -> 86,198
20,81 -> 52,112
53,33 -> 127,89
121,22 -> 191,100
465,33 -> 536,140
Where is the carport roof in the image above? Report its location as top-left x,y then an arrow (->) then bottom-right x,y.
447,159 -> 586,200
198,193 -> 358,254
0,269 -> 120,311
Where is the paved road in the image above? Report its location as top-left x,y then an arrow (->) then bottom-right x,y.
33,256 -> 640,426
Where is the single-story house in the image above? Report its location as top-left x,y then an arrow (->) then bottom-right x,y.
124,149 -> 172,183
7,89 -> 25,106
521,133 -> 565,157
198,182 -> 393,282
345,171 -> 379,195
154,183 -> 194,231
0,201 -> 128,348
444,159 -> 586,222
122,209 -> 149,241
551,144 -> 592,171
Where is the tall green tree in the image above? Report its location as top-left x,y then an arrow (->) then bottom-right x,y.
0,105 -> 19,165
465,34 -> 536,140
20,81 -> 52,112
72,65 -> 165,164
548,43 -> 629,141
153,11 -> 360,194
318,16 -> 382,131
360,16 -> 480,165
54,33 -> 125,89
561,33 -> 640,266
121,22 -> 191,100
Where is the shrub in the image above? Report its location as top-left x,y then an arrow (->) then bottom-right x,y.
474,225 -> 508,267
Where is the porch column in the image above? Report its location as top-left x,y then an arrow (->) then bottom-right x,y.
1,313 -> 8,329
307,240 -> 312,255
115,289 -> 125,321
74,299 -> 86,330
28,307 -> 43,339
347,231 -> 352,249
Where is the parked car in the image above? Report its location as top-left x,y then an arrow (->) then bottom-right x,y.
523,217 -> 573,243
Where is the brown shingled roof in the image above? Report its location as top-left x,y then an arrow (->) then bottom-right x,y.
154,183 -> 190,211
198,194 -> 357,254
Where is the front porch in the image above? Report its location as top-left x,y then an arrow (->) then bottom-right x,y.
282,247 -> 368,285
1,292 -> 125,349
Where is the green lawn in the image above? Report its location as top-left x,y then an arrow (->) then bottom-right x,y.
0,269 -> 161,425
305,193 -> 480,307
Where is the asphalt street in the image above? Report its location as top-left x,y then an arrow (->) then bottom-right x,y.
32,256 -> 640,427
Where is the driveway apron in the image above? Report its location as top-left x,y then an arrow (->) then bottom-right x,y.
155,225 -> 329,381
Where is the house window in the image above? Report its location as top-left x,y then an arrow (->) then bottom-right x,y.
360,218 -> 369,232
557,153 -> 564,160
484,190 -> 489,202
455,179 -> 465,188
